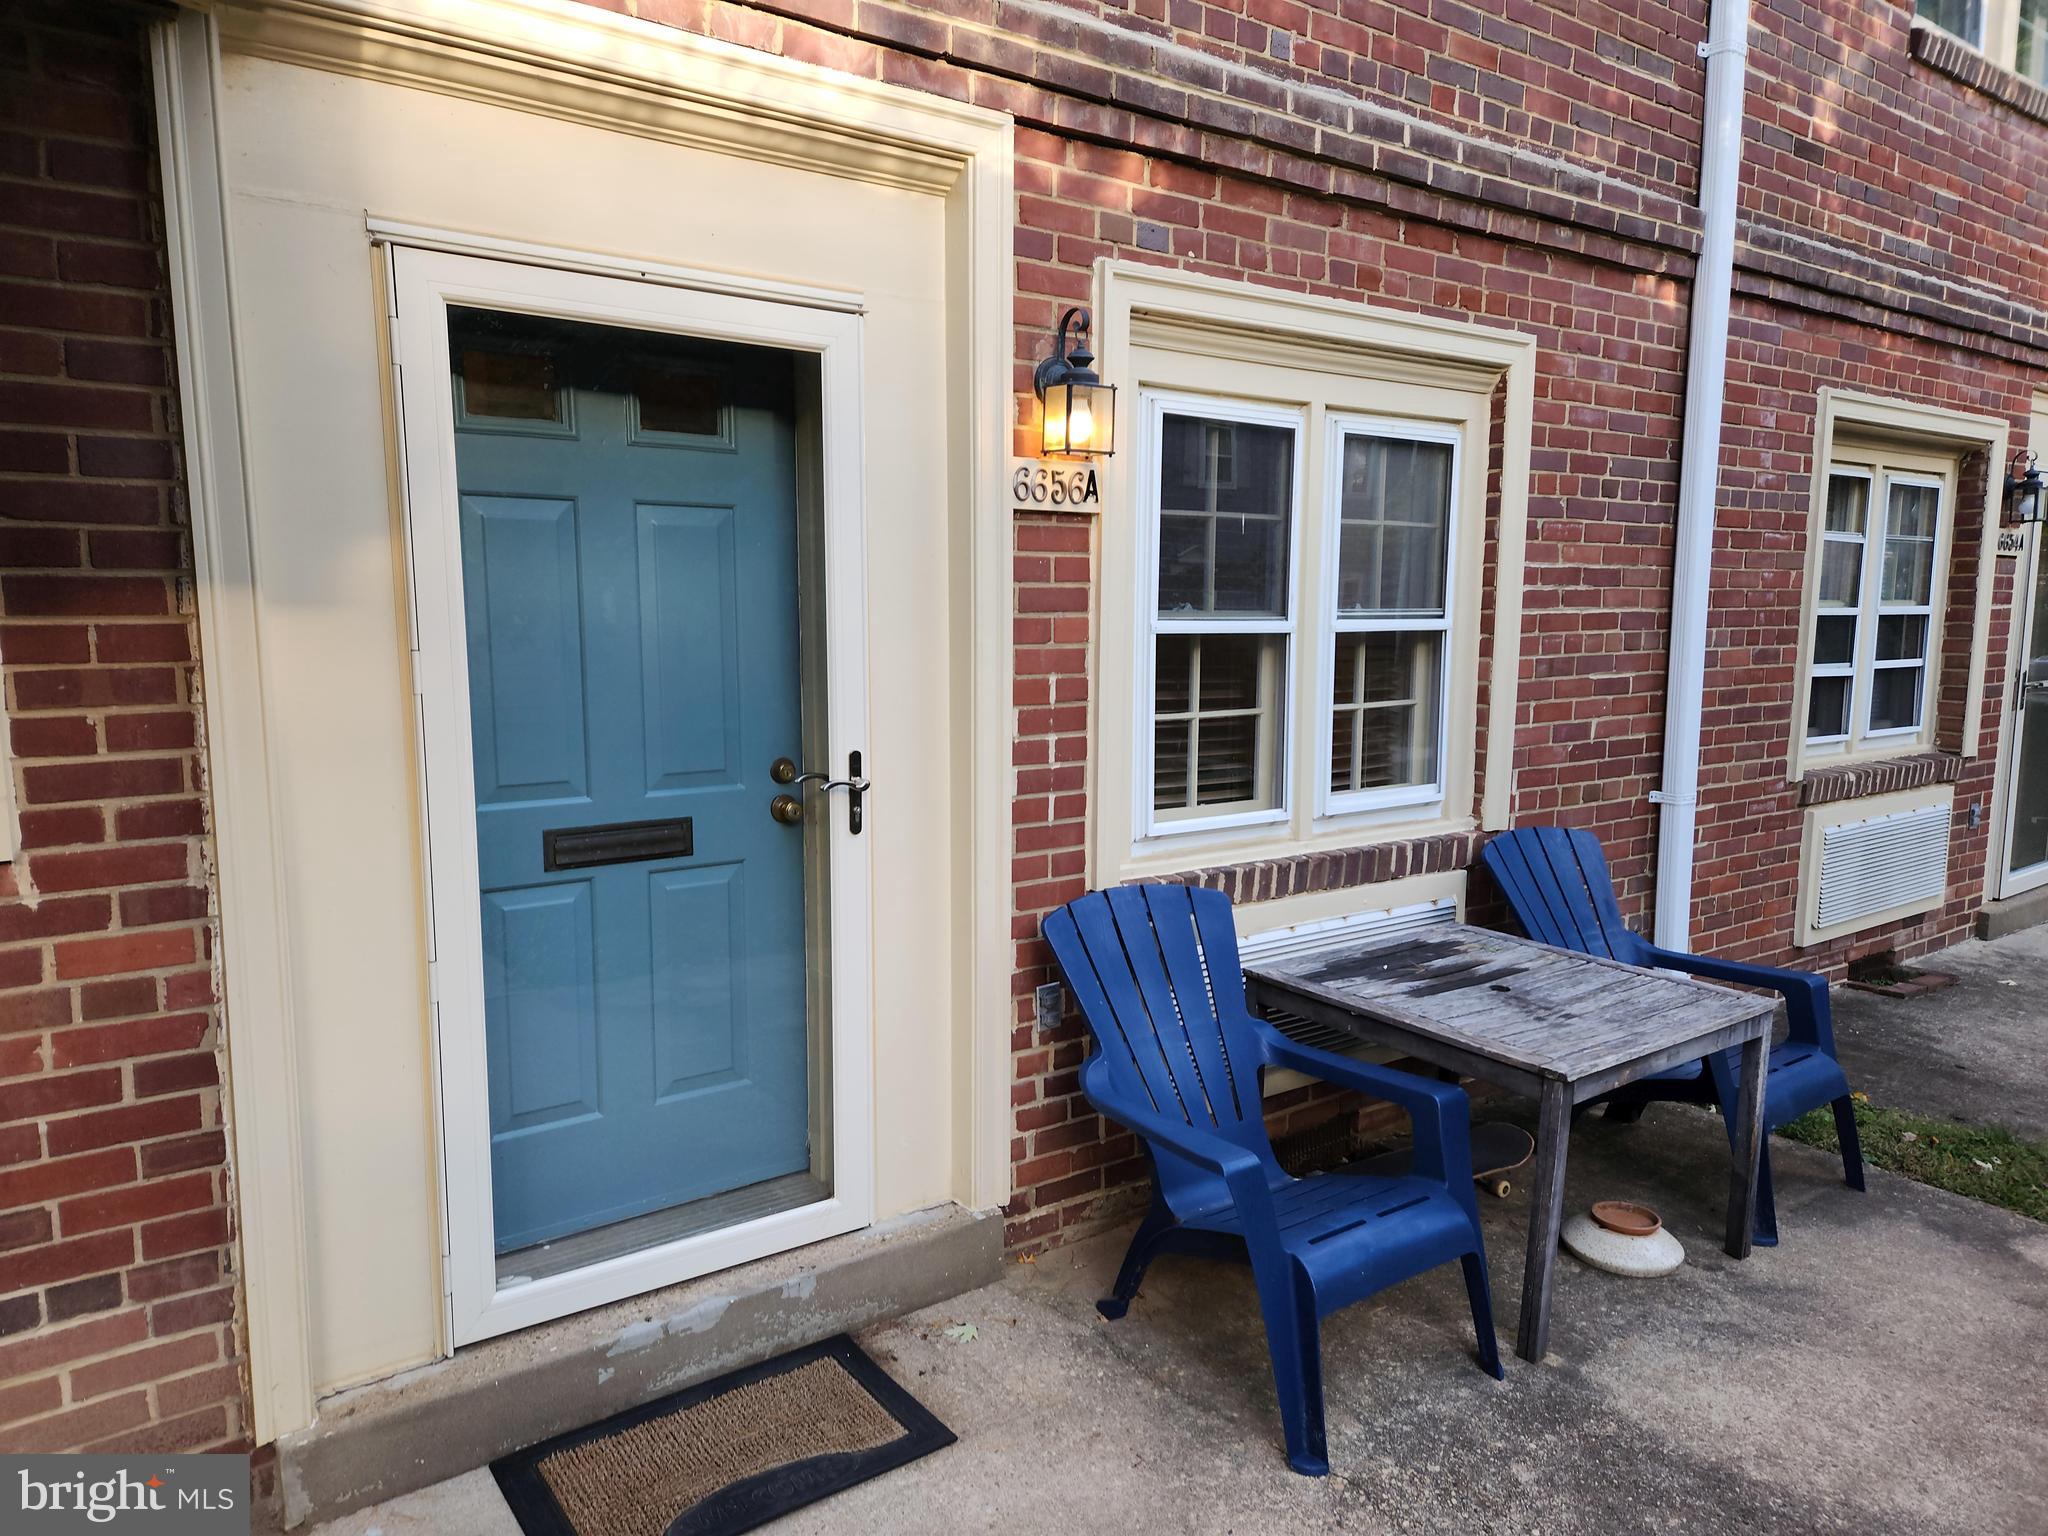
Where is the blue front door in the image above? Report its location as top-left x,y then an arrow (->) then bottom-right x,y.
449,309 -> 811,1253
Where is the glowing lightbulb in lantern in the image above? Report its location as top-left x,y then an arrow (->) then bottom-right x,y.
1066,396 -> 1094,449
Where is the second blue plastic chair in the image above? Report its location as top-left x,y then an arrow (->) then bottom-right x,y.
1481,825 -> 1865,1245
1043,882 -> 1503,1476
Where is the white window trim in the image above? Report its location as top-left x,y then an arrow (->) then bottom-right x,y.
1317,413 -> 1463,821
0,708 -> 15,863
1089,259 -> 1536,886
1136,392 -> 1306,840
1800,451 -> 1955,764
1786,389 -> 2009,782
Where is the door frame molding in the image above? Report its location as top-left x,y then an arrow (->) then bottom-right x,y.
391,248 -> 875,1345
154,0 -> 1013,1437
1993,523 -> 2047,898
1992,394 -> 2048,899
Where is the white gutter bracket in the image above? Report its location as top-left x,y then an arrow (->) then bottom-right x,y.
1654,0 -> 1751,951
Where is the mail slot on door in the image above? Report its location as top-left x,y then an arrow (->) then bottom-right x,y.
543,817 -> 694,871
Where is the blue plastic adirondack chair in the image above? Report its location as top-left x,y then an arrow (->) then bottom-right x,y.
1041,883 -> 1503,1476
1480,825 -> 1864,1245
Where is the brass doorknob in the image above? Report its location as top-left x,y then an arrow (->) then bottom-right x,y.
769,794 -> 804,825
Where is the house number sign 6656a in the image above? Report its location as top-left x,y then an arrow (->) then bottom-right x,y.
1011,460 -> 1101,512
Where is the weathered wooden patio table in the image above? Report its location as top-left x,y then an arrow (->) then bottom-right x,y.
1243,922 -> 1773,1364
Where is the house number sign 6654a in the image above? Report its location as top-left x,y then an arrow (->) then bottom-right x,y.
1011,460 -> 1101,512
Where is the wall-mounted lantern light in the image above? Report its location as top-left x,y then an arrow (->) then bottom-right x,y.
1034,306 -> 1116,458
2007,449 -> 2046,526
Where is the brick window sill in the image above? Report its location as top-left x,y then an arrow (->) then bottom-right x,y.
1909,20 -> 2048,127
1796,751 -> 1965,808
1164,830 -> 1480,905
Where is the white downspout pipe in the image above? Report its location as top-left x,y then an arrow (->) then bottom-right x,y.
1653,0 -> 1751,950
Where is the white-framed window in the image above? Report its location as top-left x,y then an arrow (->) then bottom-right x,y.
1091,262 -> 1536,883
1800,448 -> 1954,761
1322,417 -> 1459,816
1134,394 -> 1468,841
1139,395 -> 1303,835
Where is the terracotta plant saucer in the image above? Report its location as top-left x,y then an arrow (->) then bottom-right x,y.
1589,1200 -> 1662,1238
1562,1200 -> 1685,1277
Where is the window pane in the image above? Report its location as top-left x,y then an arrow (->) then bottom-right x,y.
1156,515 -> 1209,613
1887,482 -> 1936,540
1196,632 -> 1263,712
1813,614 -> 1856,667
1824,474 -> 1868,535
1880,481 -> 1938,604
633,364 -> 721,436
1156,414 -> 1293,616
1152,719 -> 1191,813
1916,0 -> 1983,43
459,348 -> 559,421
1807,675 -> 1851,740
2022,0 -> 2048,85
1337,435 -> 1452,615
1818,539 -> 1862,607
1155,633 -> 1193,715
1194,714 -> 1260,805
1329,631 -> 1441,793
1869,666 -> 1924,732
1880,537 -> 1934,605
1151,632 -> 1282,818
1874,613 -> 1929,663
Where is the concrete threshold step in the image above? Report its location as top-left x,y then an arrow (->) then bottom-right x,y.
1976,885 -> 2048,940
276,1203 -> 1000,1528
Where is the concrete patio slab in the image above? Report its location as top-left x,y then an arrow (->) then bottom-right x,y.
307,1102 -> 2048,1535
1831,921 -> 2048,1139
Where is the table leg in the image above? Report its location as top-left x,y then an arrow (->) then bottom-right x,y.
1516,1077 -> 1571,1363
1724,1029 -> 1768,1259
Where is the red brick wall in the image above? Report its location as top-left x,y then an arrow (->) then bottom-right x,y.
1696,299 -> 2031,967
1744,0 -> 2048,348
999,127 -> 1695,1250
564,0 -> 2046,1257
0,2 -> 249,1456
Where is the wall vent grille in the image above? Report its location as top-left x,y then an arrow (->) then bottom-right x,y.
1241,898 -> 1457,1056
1814,801 -> 1951,933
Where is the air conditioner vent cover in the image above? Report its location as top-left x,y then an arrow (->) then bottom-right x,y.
1814,801 -> 1951,933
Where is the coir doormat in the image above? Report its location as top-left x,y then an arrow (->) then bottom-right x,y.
491,1335 -> 954,1536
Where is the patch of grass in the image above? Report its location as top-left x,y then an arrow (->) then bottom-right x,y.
1779,1098 -> 2048,1224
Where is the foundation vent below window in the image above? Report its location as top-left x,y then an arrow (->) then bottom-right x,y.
1242,897 -> 1457,1056
1813,801 -> 1951,933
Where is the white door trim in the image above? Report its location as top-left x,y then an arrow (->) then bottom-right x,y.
150,9 -> 317,1444
363,217 -> 869,316
391,246 -> 875,1345
156,0 -> 1011,1433
1997,522 -> 2048,899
